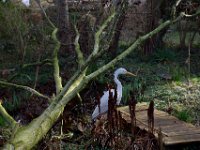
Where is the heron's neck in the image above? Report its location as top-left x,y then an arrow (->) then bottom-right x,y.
114,75 -> 122,103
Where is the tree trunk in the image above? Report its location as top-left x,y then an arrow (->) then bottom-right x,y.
108,1 -> 128,56
108,8 -> 126,56
178,20 -> 187,49
143,0 -> 163,55
56,0 -> 74,54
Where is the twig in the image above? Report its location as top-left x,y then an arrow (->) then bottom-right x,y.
182,9 -> 200,17
32,52 -> 42,95
22,59 -> 52,68
176,0 -> 182,6
0,80 -> 50,100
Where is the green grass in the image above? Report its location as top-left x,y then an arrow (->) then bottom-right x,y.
164,31 -> 200,47
173,109 -> 192,122
169,65 -> 187,81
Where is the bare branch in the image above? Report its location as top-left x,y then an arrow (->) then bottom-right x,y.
0,100 -> 18,129
35,0 -> 56,28
172,0 -> 183,18
182,8 -> 200,17
22,59 -> 52,68
52,28 -> 62,94
0,80 -> 50,100
91,13 -> 116,56
35,0 -> 62,94
176,0 -> 182,6
74,26 -> 84,67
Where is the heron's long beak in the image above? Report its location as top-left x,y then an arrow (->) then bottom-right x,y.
126,71 -> 137,76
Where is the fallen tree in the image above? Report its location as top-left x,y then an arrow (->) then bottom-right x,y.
0,0 -> 200,149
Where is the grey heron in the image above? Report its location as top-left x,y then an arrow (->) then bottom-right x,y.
92,68 -> 136,120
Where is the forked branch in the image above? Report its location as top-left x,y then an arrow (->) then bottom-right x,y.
91,13 -> 116,56
52,13 -> 117,101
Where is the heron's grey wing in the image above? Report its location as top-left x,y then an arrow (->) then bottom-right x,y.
92,104 -> 108,120
92,89 -> 115,120
99,89 -> 115,107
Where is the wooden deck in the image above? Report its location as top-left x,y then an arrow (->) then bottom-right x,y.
117,103 -> 200,147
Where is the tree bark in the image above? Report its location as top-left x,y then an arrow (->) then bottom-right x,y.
143,0 -> 164,55
56,0 -> 74,54
108,0 -> 128,56
108,8 -> 126,56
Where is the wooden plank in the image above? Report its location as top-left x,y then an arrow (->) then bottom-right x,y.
163,134 -> 200,145
167,131 -> 200,136
161,123 -> 200,132
117,103 -> 200,146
